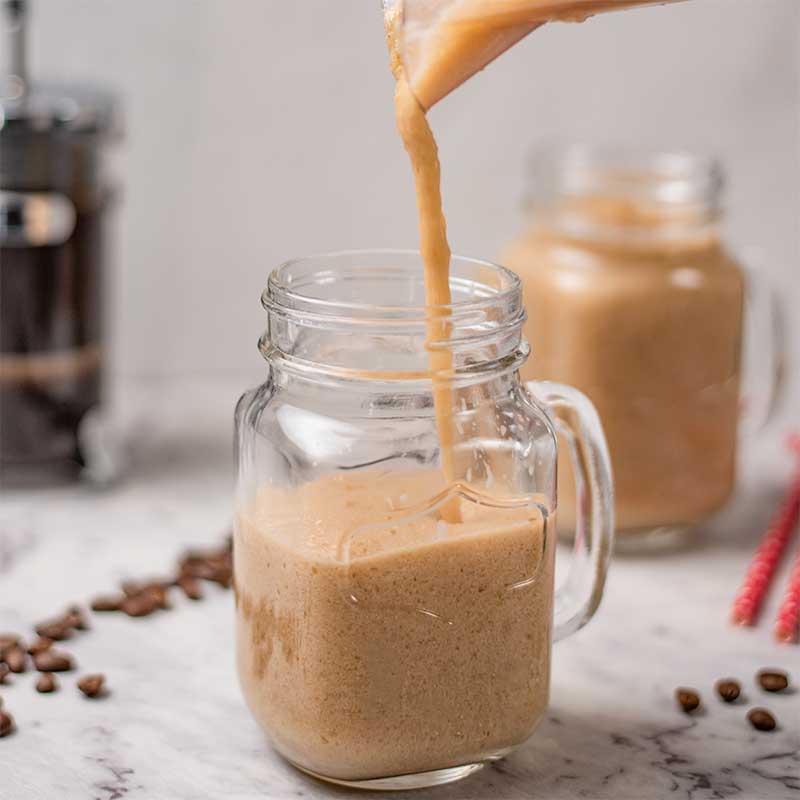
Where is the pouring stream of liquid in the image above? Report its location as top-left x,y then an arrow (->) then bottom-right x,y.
386,0 -> 687,521
388,10 -> 463,522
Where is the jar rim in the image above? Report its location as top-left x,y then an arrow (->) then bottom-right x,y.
261,250 -> 527,381
529,143 -> 724,206
264,249 -> 521,321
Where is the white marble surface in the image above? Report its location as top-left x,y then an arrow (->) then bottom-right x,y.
1,378 -> 799,800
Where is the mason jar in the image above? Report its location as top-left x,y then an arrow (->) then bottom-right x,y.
233,250 -> 614,790
503,146 -> 780,543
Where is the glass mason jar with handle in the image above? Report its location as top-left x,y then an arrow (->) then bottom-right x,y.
233,250 -> 613,790
503,146 -> 781,545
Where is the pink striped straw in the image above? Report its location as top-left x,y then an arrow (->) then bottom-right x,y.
731,434 -> 800,628
774,543 -> 800,643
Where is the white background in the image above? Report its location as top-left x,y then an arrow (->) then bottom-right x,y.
29,0 -> 800,402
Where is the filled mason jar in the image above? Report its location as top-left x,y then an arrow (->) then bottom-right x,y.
503,146 -> 771,541
234,251 -> 613,790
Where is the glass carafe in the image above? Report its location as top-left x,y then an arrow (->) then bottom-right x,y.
233,250 -> 613,789
503,146 -> 780,544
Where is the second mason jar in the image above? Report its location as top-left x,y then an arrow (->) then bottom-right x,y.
503,146 -> 747,539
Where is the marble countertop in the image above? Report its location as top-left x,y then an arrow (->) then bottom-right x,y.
1,378 -> 798,800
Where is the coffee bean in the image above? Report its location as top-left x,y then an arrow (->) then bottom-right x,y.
90,594 -> 124,612
35,672 -> 58,694
215,571 -> 233,589
4,646 -> 27,674
0,635 -> 19,658
141,585 -> 170,610
0,665 -> 9,685
122,579 -> 170,597
209,558 -> 233,586
747,708 -> 776,731
179,549 -> 232,587
120,582 -> 170,612
26,637 -> 53,656
715,678 -> 741,703
33,649 -> 74,673
757,669 -> 789,693
65,606 -> 89,631
77,673 -> 106,698
34,619 -> 72,642
0,710 -> 14,738
177,576 -> 203,601
676,688 -> 701,713
121,594 -> 159,618
179,556 -> 217,581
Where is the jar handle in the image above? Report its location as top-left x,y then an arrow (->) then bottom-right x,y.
526,381 -> 615,642
739,258 -> 785,436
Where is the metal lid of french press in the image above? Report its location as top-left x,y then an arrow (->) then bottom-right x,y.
1,0 -> 116,135
2,82 -> 116,138
1,0 -> 117,244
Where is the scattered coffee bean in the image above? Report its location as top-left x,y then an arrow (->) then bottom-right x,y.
715,678 -> 741,703
747,708 -> 776,732
177,576 -> 203,601
217,572 -> 232,590
179,557 -> 215,581
33,649 -> 74,673
757,669 -> 789,693
35,673 -> 58,694
121,593 -> 159,618
3,646 -> 27,674
0,710 -> 14,738
118,581 -> 171,615
0,532 -> 230,722
121,580 -> 148,597
34,619 -> 72,642
124,579 -> 171,596
141,584 -> 171,610
65,606 -> 89,631
676,688 -> 701,713
178,547 -> 233,587
26,637 -> 53,656
77,673 -> 106,699
0,635 -> 19,658
90,594 -> 124,612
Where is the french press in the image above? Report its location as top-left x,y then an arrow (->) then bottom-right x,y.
0,0 -> 118,484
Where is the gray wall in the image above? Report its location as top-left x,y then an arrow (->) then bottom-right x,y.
29,1 -> 800,392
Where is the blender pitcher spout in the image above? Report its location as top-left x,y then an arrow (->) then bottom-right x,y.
385,0 -> 540,110
384,0 -> 688,111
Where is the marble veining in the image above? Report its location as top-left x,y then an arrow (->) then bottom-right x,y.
1,379 -> 798,800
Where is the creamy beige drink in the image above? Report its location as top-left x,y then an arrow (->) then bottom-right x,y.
504,185 -> 744,533
235,470 -> 553,781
